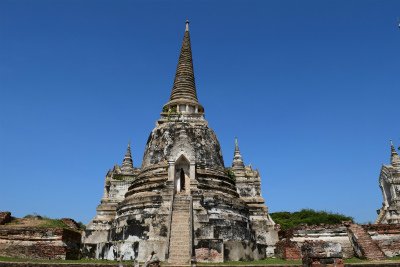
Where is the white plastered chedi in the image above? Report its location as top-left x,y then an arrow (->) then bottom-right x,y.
375,140 -> 400,224
81,21 -> 277,262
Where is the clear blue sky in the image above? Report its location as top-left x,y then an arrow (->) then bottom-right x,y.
1,0 -> 399,225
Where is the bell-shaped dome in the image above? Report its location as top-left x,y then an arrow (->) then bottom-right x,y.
141,122 -> 225,169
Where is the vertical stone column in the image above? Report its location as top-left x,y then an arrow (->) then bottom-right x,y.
190,162 -> 196,180
189,161 -> 198,191
168,161 -> 175,181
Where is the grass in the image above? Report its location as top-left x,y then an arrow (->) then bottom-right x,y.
342,256 -> 400,263
0,257 -> 302,265
5,217 -> 81,232
0,256 -> 134,264
1,256 -> 399,265
36,218 -> 69,228
197,258 -> 302,265
343,258 -> 372,263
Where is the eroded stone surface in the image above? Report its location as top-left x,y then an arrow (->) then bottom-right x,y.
81,22 -> 277,263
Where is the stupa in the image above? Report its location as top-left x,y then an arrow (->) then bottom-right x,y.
81,21 -> 277,262
375,140 -> 400,224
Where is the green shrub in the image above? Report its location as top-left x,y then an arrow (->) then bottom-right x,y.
226,168 -> 236,181
77,221 -> 86,229
270,209 -> 354,230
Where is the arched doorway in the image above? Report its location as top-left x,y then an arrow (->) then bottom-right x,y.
174,155 -> 190,195
180,168 -> 185,192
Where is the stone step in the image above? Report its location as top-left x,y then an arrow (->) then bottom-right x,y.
172,209 -> 189,212
170,242 -> 189,246
168,256 -> 190,261
173,200 -> 190,203
168,252 -> 189,256
169,247 -> 189,252
173,207 -> 190,210
171,220 -> 189,224
171,231 -> 189,235
169,253 -> 189,258
169,241 -> 188,246
172,213 -> 189,217
170,237 -> 189,242
168,258 -> 189,263
171,225 -> 189,229
172,210 -> 190,217
169,246 -> 189,252
172,218 -> 189,222
169,254 -> 189,259
170,238 -> 189,242
171,228 -> 189,232
172,220 -> 189,224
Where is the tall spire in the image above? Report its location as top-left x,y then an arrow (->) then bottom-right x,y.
232,137 -> 245,171
159,21 -> 205,125
169,20 -> 198,103
390,139 -> 400,167
121,140 -> 134,173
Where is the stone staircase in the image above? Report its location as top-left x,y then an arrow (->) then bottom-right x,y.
347,223 -> 386,260
168,194 -> 191,263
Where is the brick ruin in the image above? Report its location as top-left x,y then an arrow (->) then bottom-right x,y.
0,227 -> 81,260
0,212 -> 11,226
301,241 -> 344,267
275,222 -> 400,261
0,212 -> 82,260
81,21 -> 277,263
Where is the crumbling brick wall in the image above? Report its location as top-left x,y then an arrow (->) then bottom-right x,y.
301,241 -> 344,267
0,226 -> 81,260
60,218 -> 80,231
275,229 -> 302,261
362,224 -> 400,257
275,239 -> 302,261
277,223 -> 353,259
0,212 -> 11,225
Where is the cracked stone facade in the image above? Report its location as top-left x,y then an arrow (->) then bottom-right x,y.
81,21 -> 277,262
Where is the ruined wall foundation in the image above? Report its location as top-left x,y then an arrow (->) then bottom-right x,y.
0,226 -> 81,260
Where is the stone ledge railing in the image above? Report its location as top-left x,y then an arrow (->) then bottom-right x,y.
189,196 -> 193,258
164,194 -> 174,261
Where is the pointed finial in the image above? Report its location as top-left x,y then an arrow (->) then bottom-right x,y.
390,139 -> 395,152
232,137 -> 245,170
186,20 -> 189,31
235,137 -> 239,152
390,139 -> 400,167
121,140 -> 134,173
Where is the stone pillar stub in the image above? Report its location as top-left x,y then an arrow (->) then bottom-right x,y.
168,161 -> 175,182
